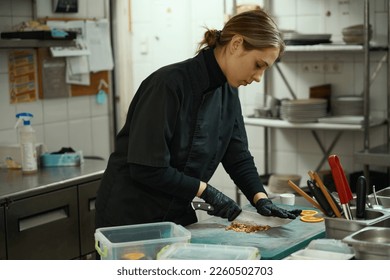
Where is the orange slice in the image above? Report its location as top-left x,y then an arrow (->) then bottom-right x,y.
300,210 -> 318,216
121,252 -> 146,260
300,215 -> 324,223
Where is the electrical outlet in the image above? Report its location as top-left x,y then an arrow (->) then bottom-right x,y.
310,63 -> 323,73
302,63 -> 324,73
324,62 -> 342,73
302,63 -> 311,72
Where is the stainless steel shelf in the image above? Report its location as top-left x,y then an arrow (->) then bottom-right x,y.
0,39 -> 76,48
285,44 -> 388,53
355,144 -> 390,166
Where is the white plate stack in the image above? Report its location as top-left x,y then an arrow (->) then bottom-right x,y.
331,96 -> 363,116
342,24 -> 372,45
280,98 -> 328,123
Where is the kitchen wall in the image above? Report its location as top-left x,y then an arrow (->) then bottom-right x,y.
0,0 -> 112,160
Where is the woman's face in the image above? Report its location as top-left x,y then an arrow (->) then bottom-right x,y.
220,36 -> 280,88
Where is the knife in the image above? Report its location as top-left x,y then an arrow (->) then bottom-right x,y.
307,179 -> 334,217
308,171 -> 343,218
355,176 -> 367,219
191,201 -> 214,211
191,201 -> 293,227
328,155 -> 353,220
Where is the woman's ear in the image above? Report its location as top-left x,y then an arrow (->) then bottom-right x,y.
229,35 -> 244,53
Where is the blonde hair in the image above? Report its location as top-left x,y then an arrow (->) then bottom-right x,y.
197,9 -> 285,57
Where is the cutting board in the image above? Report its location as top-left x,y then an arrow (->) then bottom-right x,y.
186,203 -> 325,260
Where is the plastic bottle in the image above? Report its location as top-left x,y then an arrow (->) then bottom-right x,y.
15,112 -> 38,174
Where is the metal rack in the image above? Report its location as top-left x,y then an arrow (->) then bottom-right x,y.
354,0 -> 390,188
251,0 -> 390,188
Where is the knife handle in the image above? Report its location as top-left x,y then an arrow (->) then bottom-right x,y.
307,180 -> 334,217
310,171 -> 343,218
191,201 -> 214,211
356,176 -> 367,219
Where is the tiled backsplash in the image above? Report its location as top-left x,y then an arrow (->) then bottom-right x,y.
0,0 -> 111,160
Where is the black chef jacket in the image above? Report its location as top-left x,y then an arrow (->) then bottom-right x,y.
95,48 -> 266,228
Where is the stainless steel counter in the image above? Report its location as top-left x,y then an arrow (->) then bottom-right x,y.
0,159 -> 107,204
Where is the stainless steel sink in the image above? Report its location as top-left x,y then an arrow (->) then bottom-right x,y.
367,186 -> 390,208
343,227 -> 390,259
324,208 -> 390,239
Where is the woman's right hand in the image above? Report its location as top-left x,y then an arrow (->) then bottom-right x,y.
200,184 -> 242,221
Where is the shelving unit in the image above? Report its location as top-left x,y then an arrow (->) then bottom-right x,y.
244,117 -> 385,174
246,0 -> 390,188
353,0 -> 390,188
0,39 -> 76,48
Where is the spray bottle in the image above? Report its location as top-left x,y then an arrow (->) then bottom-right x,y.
15,112 -> 38,174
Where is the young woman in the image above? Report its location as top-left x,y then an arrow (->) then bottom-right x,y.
95,9 -> 301,228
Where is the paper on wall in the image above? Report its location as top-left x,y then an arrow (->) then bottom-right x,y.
85,19 -> 114,72
66,56 -> 90,85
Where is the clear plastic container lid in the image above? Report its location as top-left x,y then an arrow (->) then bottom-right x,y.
157,243 -> 260,260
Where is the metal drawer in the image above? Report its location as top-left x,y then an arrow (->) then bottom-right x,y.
78,180 -> 100,256
6,187 -> 79,259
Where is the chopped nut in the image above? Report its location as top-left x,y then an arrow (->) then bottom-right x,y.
225,221 -> 271,233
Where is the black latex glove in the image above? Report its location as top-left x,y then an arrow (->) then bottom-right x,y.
255,198 -> 302,219
200,184 -> 242,221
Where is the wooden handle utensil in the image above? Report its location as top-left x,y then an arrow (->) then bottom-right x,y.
287,179 -> 326,214
308,171 -> 342,218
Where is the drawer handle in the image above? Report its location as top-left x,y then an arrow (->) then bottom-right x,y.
19,206 -> 68,231
89,198 -> 96,211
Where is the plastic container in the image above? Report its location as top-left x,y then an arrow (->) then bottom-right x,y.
157,243 -> 260,260
95,222 -> 191,260
290,248 -> 354,260
15,112 -> 38,174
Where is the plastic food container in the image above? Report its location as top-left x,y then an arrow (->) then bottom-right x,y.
157,243 -> 260,260
95,222 -> 191,260
289,248 -> 354,260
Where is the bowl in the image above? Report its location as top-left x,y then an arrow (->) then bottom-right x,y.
343,227 -> 390,259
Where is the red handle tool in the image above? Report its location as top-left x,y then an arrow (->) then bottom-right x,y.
328,155 -> 353,220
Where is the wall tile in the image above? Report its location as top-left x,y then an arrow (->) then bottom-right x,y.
69,119 -> 93,155
131,0 -> 152,23
68,96 -> 91,120
86,0 -> 106,18
272,0 -> 297,17
43,98 -> 68,123
43,121 -> 69,152
0,73 -> 16,130
272,129 -> 297,153
0,128 -> 16,144
91,116 -> 110,159
0,0 -> 12,17
0,16 -> 12,32
0,50 -> 8,73
11,0 -> 32,16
